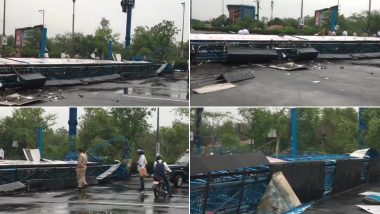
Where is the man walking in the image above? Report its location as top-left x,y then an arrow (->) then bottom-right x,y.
76,148 -> 88,189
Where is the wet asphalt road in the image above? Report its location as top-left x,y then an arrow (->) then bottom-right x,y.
190,59 -> 380,106
306,182 -> 380,213
0,75 -> 189,107
0,181 -> 189,214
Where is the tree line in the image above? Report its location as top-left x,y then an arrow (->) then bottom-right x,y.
0,108 -> 189,165
192,9 -> 380,36
191,108 -> 380,155
3,18 -> 189,66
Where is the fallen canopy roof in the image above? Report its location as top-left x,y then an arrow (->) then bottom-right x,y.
190,151 -> 269,175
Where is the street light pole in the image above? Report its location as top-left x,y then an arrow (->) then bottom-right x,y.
367,0 -> 372,33
72,0 -> 76,37
181,2 -> 185,59
2,0 -> 6,36
39,10 -> 45,27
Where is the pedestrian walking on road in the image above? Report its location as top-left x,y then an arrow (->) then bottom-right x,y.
76,148 -> 88,189
0,148 -> 4,159
137,149 -> 148,194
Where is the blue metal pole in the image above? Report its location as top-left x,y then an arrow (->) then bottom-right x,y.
38,127 -> 43,157
108,40 -> 113,60
39,28 -> 47,58
359,108 -> 366,149
125,7 -> 132,47
68,107 -> 78,152
291,108 -> 298,156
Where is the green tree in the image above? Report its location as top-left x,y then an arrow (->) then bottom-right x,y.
129,20 -> 179,61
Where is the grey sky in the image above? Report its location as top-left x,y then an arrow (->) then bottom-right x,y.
0,107 -> 188,131
193,0 -> 379,21
3,0 -> 189,43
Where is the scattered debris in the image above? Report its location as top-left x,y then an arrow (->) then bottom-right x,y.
0,182 -> 25,192
268,62 -> 307,71
357,205 -> 380,214
193,83 -> 237,94
97,163 -> 122,181
340,66 -> 345,69
222,70 -> 255,83
363,195 -> 380,205
257,171 -> 302,214
312,81 -> 321,84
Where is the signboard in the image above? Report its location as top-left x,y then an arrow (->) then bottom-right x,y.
1,36 -> 7,46
314,5 -> 339,31
14,25 -> 44,48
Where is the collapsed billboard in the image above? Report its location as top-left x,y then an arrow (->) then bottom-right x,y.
15,25 -> 44,48
315,5 -> 339,32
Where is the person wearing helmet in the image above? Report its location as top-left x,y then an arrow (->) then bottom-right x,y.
154,155 -> 173,197
137,149 -> 147,194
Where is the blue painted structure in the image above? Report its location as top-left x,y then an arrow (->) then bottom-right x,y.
330,6 -> 339,32
359,108 -> 367,149
121,0 -> 135,47
68,107 -> 77,155
38,127 -> 43,157
108,40 -> 113,60
39,28 -> 47,58
291,108 -> 298,156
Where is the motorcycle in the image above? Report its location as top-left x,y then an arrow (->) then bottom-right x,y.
152,176 -> 168,198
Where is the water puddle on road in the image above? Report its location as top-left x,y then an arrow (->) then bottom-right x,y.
117,80 -> 189,100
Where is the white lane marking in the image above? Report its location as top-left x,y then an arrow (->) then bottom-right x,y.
123,95 -> 188,103
71,201 -> 188,209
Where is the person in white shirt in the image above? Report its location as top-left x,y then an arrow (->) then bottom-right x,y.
61,52 -> 66,59
154,155 -> 173,197
137,149 -> 147,193
0,148 -> 4,159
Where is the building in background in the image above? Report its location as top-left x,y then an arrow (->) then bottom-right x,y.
227,5 -> 256,23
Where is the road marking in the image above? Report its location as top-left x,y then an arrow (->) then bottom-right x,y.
123,95 -> 188,103
72,201 -> 189,209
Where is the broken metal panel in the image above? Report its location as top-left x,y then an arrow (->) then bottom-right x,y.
257,171 -> 301,214
190,166 -> 270,214
222,70 -> 255,83
0,182 -> 25,192
190,151 -> 269,175
333,159 -> 363,193
357,205 -> 380,214
227,48 -> 279,63
270,161 -> 325,203
97,163 -> 122,180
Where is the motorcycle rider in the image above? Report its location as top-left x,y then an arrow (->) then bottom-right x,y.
154,155 -> 173,198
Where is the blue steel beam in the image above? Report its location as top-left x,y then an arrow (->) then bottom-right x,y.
291,108 -> 298,156
121,0 -> 135,48
68,107 -> 78,152
359,108 -> 367,149
38,127 -> 43,157
39,28 -> 47,58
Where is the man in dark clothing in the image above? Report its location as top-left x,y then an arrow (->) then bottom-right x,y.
154,155 -> 173,197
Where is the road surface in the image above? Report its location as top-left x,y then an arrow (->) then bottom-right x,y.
0,180 -> 189,213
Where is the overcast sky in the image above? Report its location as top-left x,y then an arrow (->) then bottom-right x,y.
0,107 -> 188,131
3,0 -> 189,43
193,0 -> 379,21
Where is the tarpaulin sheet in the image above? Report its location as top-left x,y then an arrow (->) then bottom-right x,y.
270,161 -> 325,203
334,159 -> 363,193
190,151 -> 269,175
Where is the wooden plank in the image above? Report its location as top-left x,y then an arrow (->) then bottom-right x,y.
192,83 -> 236,94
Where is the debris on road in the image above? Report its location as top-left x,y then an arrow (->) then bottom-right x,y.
268,62 -> 307,71
193,83 -> 237,94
